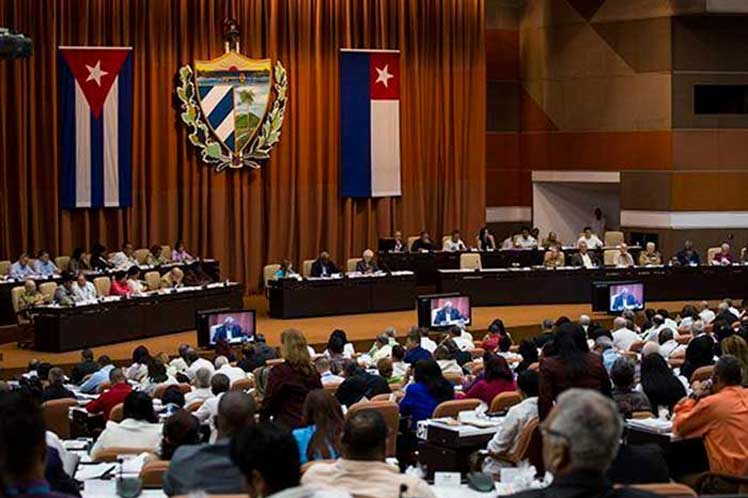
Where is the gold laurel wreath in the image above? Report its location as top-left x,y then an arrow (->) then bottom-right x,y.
176,61 -> 288,171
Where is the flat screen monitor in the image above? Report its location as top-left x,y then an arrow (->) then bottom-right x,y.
591,281 -> 645,313
196,308 -> 256,347
417,293 -> 471,329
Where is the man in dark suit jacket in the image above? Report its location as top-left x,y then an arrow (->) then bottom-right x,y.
310,251 -> 340,277
507,389 -> 658,498
433,301 -> 466,325
569,241 -> 600,268
42,368 -> 76,402
211,316 -> 245,343
411,231 -> 436,252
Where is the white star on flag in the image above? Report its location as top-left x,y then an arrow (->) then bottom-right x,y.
375,65 -> 394,87
85,60 -> 109,86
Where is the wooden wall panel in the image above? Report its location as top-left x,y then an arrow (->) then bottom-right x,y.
620,171 -> 672,211
671,172 -> 748,211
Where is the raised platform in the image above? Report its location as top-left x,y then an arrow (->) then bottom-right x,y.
0,296 -> 712,379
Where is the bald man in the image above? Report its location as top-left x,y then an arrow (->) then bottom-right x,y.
164,391 -> 256,496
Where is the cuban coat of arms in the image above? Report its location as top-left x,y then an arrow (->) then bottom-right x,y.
177,29 -> 287,171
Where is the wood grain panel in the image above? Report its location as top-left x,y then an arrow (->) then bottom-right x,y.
486,169 -> 531,207
486,132 -> 520,169
486,29 -> 519,81
672,172 -> 748,211
620,171 -> 672,211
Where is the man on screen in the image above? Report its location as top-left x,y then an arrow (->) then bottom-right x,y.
433,300 -> 466,326
610,287 -> 640,312
211,316 -> 246,343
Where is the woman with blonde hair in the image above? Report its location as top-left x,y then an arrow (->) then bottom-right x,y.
261,329 -> 322,429
720,335 -> 748,386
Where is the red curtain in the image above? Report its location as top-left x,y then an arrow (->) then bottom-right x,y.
0,0 -> 485,292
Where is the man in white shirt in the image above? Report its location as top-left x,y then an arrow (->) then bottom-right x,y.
577,226 -> 603,250
419,329 -> 437,353
109,242 -> 137,270
448,326 -> 473,351
697,301 -> 716,324
442,229 -> 468,252
90,391 -> 162,460
513,226 -> 537,249
612,317 -> 640,351
315,357 -> 344,386
484,370 -> 539,473
186,350 -> 215,381
169,344 -> 191,373
194,373 -> 230,442
185,367 -> 214,407
723,298 -> 743,319
302,410 -> 437,498
214,356 -> 247,386
614,243 -> 635,267
72,272 -> 97,302
658,328 -> 685,358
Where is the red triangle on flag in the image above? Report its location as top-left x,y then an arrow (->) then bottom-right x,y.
60,48 -> 130,118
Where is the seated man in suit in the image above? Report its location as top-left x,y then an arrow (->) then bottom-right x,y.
355,249 -> 379,274
712,242 -> 734,266
392,230 -> 407,252
543,245 -> 565,268
411,231 -> 436,252
310,251 -> 340,277
442,230 -> 467,252
610,286 -> 641,312
211,316 -> 246,343
675,240 -> 701,266
569,240 -> 599,268
433,301 -> 466,326
507,389 -> 658,498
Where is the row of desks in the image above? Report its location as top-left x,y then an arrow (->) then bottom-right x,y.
438,265 -> 748,306
0,260 -> 221,326
379,247 -> 642,286
31,283 -> 243,352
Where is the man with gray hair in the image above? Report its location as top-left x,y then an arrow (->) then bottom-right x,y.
578,314 -> 591,333
691,319 -> 706,337
185,367 -> 214,406
697,301 -> 715,324
612,317 -> 639,352
214,355 -> 247,385
507,389 -> 658,497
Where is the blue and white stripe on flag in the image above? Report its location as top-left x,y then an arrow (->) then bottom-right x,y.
340,49 -> 401,198
59,47 -> 133,209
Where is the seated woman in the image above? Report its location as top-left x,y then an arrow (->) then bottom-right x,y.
160,409 -> 201,460
90,392 -> 162,460
126,345 -> 151,382
126,266 -> 146,295
146,245 -> 168,266
482,319 -> 511,352
461,353 -> 516,405
139,358 -> 178,396
483,370 -> 540,474
325,329 -> 355,360
292,389 -> 344,465
610,357 -> 651,418
399,360 -> 454,428
640,353 -> 687,416
274,258 -> 298,279
476,226 -> 496,251
109,271 -> 132,297
434,345 -> 463,376
171,239 -> 194,263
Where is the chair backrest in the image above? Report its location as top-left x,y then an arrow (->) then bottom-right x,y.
97,381 -> 111,393
38,282 -> 58,299
528,362 -> 540,371
603,249 -> 617,266
266,358 -> 285,366
302,260 -> 315,278
230,378 -> 254,392
161,245 -> 172,262
301,459 -> 337,475
322,383 -> 341,396
263,264 -> 281,287
54,256 -> 71,272
370,393 -> 393,402
691,365 -> 714,383
443,372 -> 464,385
133,248 -> 150,265
346,258 -> 362,273
490,391 -> 522,412
177,383 -> 192,394
604,231 -> 624,247
347,400 -> 399,457
10,286 -> 24,314
504,417 -> 540,464
707,247 -> 721,264
631,411 -> 655,419
628,340 -> 646,353
432,399 -> 481,419
441,235 -> 452,248
152,384 -> 171,399
109,402 -> 125,422
93,446 -> 154,462
140,459 -> 169,488
623,483 -> 696,497
0,260 -> 10,276
42,398 -> 78,439
186,400 -> 204,412
460,253 -> 482,270
144,271 -> 161,291
93,276 -> 111,296
407,236 -> 419,250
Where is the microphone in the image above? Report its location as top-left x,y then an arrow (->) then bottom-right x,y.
399,484 -> 408,498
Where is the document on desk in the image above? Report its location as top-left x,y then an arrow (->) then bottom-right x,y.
627,418 -> 673,435
76,463 -> 118,481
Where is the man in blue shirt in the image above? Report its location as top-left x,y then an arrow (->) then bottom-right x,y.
9,253 -> 37,280
403,330 -> 432,364
79,356 -> 114,394
33,250 -> 60,278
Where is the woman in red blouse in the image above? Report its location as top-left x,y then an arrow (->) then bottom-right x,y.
462,353 -> 516,405
109,271 -> 132,297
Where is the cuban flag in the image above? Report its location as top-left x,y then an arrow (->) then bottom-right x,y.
340,49 -> 401,198
59,47 -> 133,208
